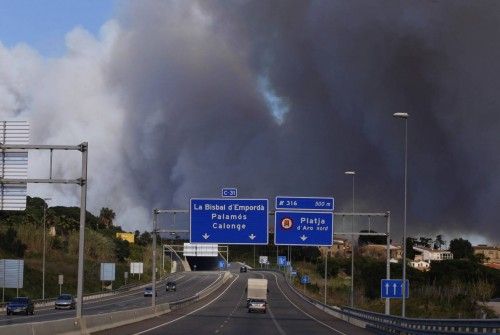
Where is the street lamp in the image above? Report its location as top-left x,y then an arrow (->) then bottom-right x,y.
393,112 -> 409,317
345,170 -> 355,308
42,197 -> 52,300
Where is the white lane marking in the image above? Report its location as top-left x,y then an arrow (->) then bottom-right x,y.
267,272 -> 348,335
131,274 -> 239,335
0,273 -> 199,323
253,272 -> 286,335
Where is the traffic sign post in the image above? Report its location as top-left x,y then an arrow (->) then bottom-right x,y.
275,211 -> 333,246
190,199 -> 268,244
301,275 -> 310,293
381,279 -> 409,299
58,274 -> 63,296
276,196 -> 334,211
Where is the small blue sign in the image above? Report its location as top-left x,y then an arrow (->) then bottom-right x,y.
275,211 -> 333,246
276,196 -> 334,211
381,279 -> 409,299
222,188 -> 238,198
218,260 -> 226,269
300,275 -> 310,284
277,256 -> 287,266
190,198 -> 268,244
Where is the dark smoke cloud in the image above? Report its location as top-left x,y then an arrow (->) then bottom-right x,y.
104,0 -> 499,242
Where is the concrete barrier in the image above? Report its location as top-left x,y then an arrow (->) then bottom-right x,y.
0,271 -> 230,335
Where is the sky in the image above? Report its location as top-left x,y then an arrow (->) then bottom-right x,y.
0,0 -> 117,56
0,1 -> 498,246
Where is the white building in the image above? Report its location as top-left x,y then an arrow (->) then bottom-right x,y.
413,246 -> 453,262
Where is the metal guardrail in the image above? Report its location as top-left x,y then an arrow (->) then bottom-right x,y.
0,271 -> 233,335
0,275 -> 169,311
341,307 -> 500,335
262,268 -> 500,334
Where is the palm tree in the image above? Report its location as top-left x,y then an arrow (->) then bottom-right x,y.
98,207 -> 116,228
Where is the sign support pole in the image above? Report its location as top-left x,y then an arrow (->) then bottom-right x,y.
76,143 -> 88,319
324,252 -> 328,305
152,209 -> 158,309
385,211 -> 391,315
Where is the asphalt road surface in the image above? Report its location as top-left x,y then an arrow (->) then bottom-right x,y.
0,271 -> 221,326
95,268 -> 374,335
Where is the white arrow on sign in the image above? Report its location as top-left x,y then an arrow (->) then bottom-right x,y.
202,233 -> 210,240
300,235 -> 308,241
393,283 -> 397,295
249,234 -> 256,240
385,283 -> 389,295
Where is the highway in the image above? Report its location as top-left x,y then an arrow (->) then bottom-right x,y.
95,267 -> 374,335
0,271 -> 221,326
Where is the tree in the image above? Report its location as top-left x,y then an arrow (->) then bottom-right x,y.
114,239 -> 130,261
0,227 -> 27,257
406,237 -> 416,260
449,238 -> 474,260
433,234 -> 446,250
137,231 -> 152,246
416,236 -> 433,248
98,207 -> 116,228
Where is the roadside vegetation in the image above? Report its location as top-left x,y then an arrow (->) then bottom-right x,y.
0,197 -> 166,302
229,234 -> 499,319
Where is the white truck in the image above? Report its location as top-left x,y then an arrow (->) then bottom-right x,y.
246,278 -> 268,313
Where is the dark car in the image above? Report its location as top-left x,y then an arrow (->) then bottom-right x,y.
6,297 -> 34,315
55,294 -> 75,310
144,286 -> 157,297
248,299 -> 267,313
240,266 -> 247,273
165,281 -> 176,292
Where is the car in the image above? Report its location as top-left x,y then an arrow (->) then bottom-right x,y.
144,286 -> 157,297
165,281 -> 176,292
54,294 -> 75,310
247,298 -> 266,313
240,266 -> 247,273
6,297 -> 34,315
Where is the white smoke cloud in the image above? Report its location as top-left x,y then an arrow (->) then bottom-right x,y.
0,20 -> 150,231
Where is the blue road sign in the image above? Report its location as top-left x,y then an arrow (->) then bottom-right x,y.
300,275 -> 310,284
190,198 -> 268,244
222,188 -> 237,198
381,279 -> 409,299
218,260 -> 226,269
275,211 -> 333,246
277,256 -> 287,266
276,196 -> 334,211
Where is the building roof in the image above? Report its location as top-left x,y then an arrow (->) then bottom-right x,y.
473,245 -> 499,251
413,246 -> 452,254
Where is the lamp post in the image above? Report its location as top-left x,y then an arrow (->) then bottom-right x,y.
345,171 -> 355,308
393,112 -> 409,317
42,197 -> 52,300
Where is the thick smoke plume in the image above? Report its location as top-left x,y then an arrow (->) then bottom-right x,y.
1,1 -> 499,243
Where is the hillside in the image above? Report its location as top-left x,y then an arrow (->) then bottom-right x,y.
0,197 -> 164,301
